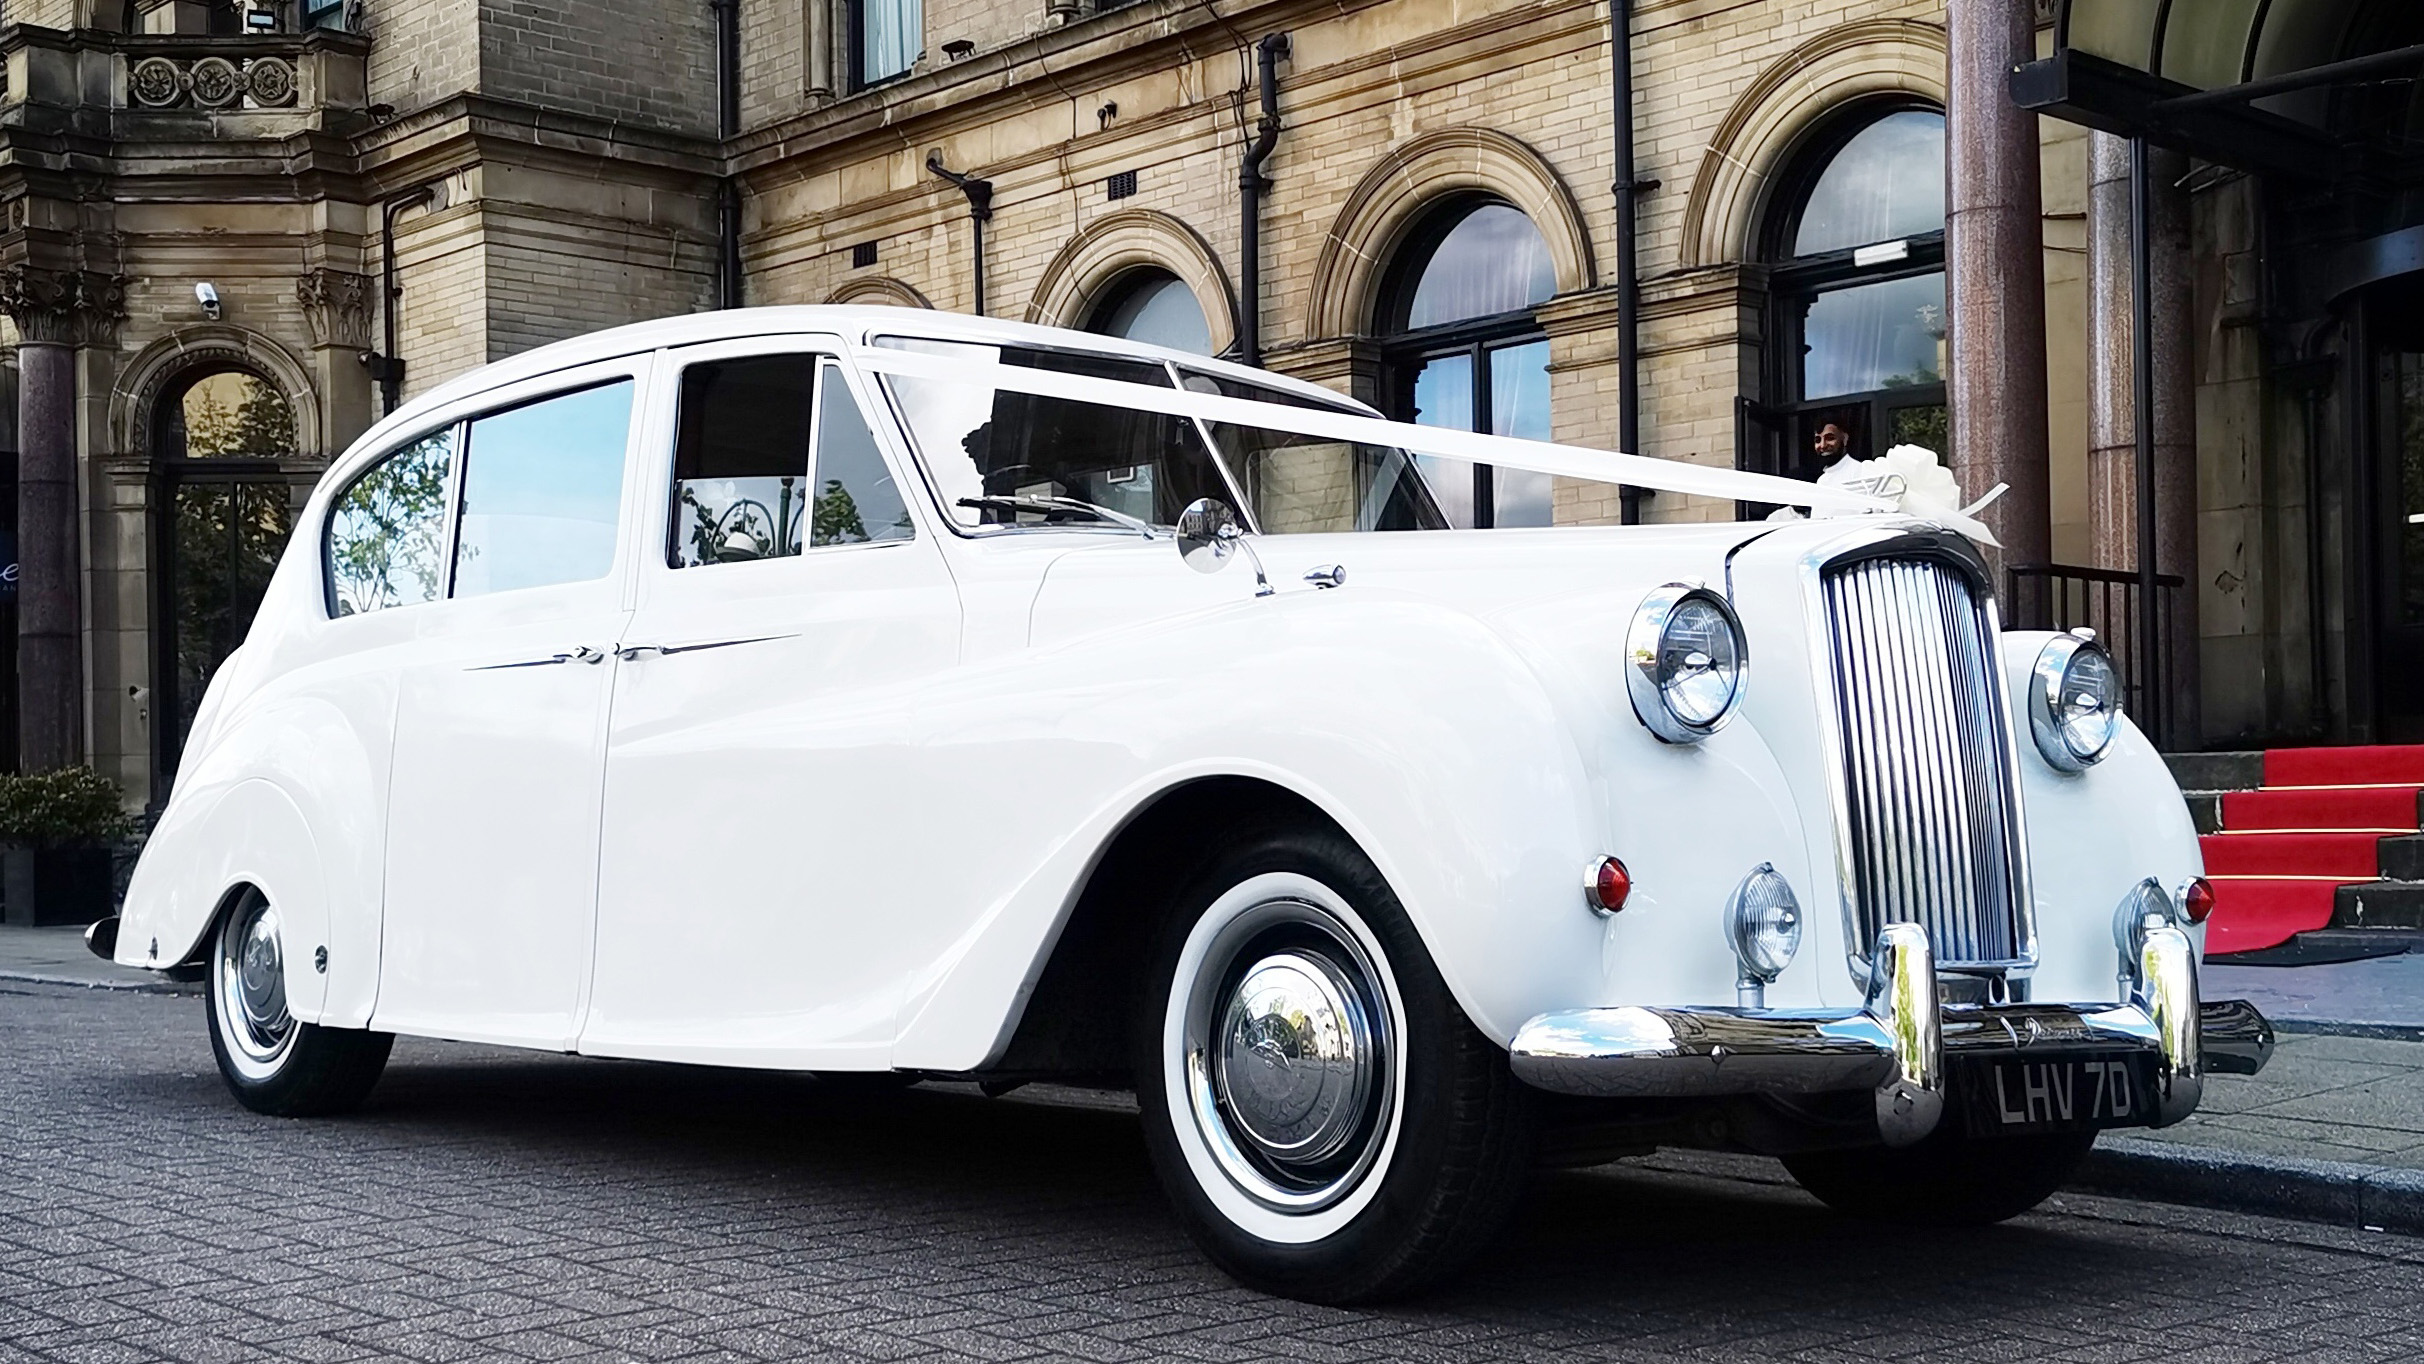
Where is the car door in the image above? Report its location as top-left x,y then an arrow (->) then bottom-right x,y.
579,340 -> 961,1067
371,362 -> 648,1048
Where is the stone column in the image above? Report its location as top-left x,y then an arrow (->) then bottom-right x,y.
0,268 -> 123,772
1946,0 -> 2052,570
2087,136 -> 2200,742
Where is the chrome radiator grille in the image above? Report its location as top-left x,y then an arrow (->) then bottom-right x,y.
1821,555 -> 2030,969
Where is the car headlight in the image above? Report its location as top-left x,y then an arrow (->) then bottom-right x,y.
2029,630 -> 2122,772
1626,584 -> 1748,744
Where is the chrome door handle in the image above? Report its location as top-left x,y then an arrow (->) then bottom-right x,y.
566,644 -> 606,664
614,633 -> 795,663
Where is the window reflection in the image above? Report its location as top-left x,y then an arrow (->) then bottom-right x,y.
1802,273 -> 1948,400
671,355 -> 816,566
327,429 -> 454,617
809,365 -> 914,546
879,339 -> 1230,530
1794,110 -> 1947,256
1405,204 -> 1556,329
453,382 -> 633,598
1183,372 -> 1445,533
1092,272 -> 1213,356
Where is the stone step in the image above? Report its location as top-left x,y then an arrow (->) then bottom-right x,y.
2164,750 -> 2264,792
2183,791 -> 2224,835
2380,835 -> 2424,883
2335,879 -> 2424,930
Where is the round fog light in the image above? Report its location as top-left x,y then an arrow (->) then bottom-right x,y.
1724,863 -> 1802,983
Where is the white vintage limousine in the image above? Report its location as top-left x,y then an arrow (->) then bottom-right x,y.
98,306 -> 2272,1301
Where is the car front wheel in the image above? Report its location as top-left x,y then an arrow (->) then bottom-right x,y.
1133,825 -> 1534,1303
206,889 -> 394,1117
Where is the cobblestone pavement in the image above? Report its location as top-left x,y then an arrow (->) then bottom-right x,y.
5,983 -> 2422,1364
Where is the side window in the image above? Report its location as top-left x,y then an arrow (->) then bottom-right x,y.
809,363 -> 913,546
453,381 -> 635,598
326,429 -> 456,618
670,354 -> 817,567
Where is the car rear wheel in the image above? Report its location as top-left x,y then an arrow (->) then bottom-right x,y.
206,889 -> 393,1117
1133,824 -> 1534,1303
1780,1124 -> 2095,1225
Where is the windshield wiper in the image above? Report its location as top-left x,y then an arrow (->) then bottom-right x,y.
957,494 -> 1157,539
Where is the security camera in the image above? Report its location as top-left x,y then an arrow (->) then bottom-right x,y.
194,282 -> 222,321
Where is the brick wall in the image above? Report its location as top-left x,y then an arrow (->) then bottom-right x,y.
365,0 -> 482,116
478,0 -> 716,135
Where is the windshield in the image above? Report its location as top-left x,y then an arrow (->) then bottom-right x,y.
1178,372 -> 1447,533
877,338 -> 1236,530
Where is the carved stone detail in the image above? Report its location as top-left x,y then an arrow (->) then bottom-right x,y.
246,57 -> 297,107
125,54 -> 300,111
0,268 -> 130,348
130,57 -> 183,108
296,269 -> 372,350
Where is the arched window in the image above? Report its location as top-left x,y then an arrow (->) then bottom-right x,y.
1087,268 -> 1213,355
1380,199 -> 1556,528
151,365 -> 303,796
1754,106 -> 1949,482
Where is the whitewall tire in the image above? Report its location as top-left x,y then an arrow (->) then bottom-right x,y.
205,889 -> 394,1117
1133,823 -> 1535,1302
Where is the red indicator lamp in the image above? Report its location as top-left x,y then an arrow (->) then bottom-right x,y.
2182,877 -> 2216,925
1585,856 -> 1632,916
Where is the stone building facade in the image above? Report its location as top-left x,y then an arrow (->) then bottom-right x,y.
0,0 -> 2384,805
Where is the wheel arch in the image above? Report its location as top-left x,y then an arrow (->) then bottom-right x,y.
990,775 -> 1346,1078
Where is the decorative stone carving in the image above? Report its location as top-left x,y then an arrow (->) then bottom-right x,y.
130,57 -> 183,109
246,57 -> 297,107
0,267 -> 128,348
296,269 -> 372,350
125,54 -> 300,111
188,57 -> 241,109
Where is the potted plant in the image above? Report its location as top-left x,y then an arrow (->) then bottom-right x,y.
0,767 -> 135,927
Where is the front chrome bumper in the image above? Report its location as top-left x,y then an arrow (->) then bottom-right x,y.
1508,923 -> 2274,1148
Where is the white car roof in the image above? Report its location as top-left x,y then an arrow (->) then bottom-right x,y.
376,306 -> 1378,453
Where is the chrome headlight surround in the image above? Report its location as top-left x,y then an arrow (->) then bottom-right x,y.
1626,584 -> 1749,745
2028,629 -> 2122,772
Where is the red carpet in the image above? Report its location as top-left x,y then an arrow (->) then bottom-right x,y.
2199,744 -> 2424,954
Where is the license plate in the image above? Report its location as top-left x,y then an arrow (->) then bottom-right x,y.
1953,1053 -> 2157,1136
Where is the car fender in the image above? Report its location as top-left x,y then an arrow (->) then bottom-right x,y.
888,586 -> 1607,1070
118,778 -> 329,1020
2001,630 -> 2204,1002
118,688 -> 389,1026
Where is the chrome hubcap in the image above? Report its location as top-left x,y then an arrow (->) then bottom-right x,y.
216,895 -> 294,1067
1183,897 -> 1395,1213
1215,951 -> 1375,1167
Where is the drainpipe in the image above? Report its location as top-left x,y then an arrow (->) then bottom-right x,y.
927,153 -> 994,316
712,0 -> 742,308
1237,32 -> 1288,369
2130,138 -> 2164,746
372,184 -> 436,416
1610,0 -> 1654,523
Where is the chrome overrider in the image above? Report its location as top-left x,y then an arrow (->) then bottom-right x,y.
1508,921 -> 2276,1146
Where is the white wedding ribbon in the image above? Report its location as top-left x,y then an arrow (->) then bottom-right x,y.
854,347 -> 1898,516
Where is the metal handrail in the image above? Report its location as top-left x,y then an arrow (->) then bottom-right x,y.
2005,563 -> 2185,746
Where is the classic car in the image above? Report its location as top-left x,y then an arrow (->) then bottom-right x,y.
96,306 -> 2273,1302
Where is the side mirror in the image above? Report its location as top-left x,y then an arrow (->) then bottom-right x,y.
1176,497 -> 1243,574
1175,496 -> 1272,596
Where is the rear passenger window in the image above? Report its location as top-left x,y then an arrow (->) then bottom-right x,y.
452,381 -> 634,598
669,355 -> 912,567
326,429 -> 456,618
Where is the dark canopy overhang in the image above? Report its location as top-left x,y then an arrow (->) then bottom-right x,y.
2012,0 -> 2424,186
